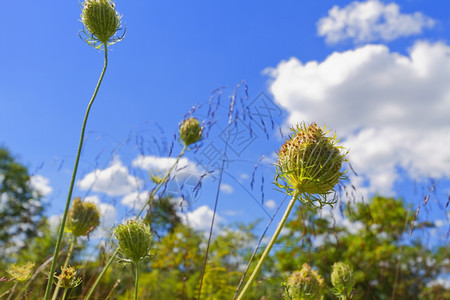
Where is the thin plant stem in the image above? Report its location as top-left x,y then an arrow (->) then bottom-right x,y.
62,288 -> 68,300
6,281 -> 17,300
134,262 -> 140,300
85,145 -> 187,300
43,42 -> 108,300
51,235 -> 77,300
236,194 -> 298,300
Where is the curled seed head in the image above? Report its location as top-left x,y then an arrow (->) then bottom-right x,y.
112,219 -> 154,264
284,263 -> 325,300
179,117 -> 202,146
6,262 -> 34,282
54,266 -> 82,289
66,197 -> 101,237
275,122 -> 347,208
81,0 -> 123,47
331,262 -> 355,297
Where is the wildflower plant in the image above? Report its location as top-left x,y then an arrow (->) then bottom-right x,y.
6,262 -> 34,282
112,219 -> 155,300
65,197 -> 100,237
237,122 -> 347,299
43,1 -> 124,299
179,117 -> 203,146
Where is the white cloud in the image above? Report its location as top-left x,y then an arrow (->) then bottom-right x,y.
132,155 -> 204,180
266,41 -> 450,196
264,199 -> 276,210
317,0 -> 434,44
30,175 -> 53,196
77,158 -> 142,196
179,205 -> 223,232
220,183 -> 234,194
121,191 -> 150,209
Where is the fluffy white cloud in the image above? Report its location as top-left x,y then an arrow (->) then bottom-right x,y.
264,199 -> 276,210
179,205 -> 223,232
121,191 -> 150,209
77,158 -> 142,196
30,175 -> 53,196
317,0 -> 434,44
266,41 -> 450,196
132,155 -> 204,180
220,183 -> 234,194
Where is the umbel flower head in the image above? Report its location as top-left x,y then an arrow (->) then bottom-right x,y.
179,117 -> 203,146
6,262 -> 34,282
275,122 -> 347,209
81,0 -> 124,48
284,263 -> 325,300
331,262 -> 355,298
65,197 -> 100,237
54,266 -> 82,289
112,219 -> 155,264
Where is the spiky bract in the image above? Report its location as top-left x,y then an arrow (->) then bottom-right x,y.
275,122 -> 347,209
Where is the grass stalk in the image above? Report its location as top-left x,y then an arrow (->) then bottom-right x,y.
43,42 -> 108,300
236,194 -> 298,300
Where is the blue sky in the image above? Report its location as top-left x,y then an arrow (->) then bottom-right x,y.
1,0 -> 449,245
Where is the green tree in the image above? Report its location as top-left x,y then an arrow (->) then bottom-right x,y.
0,147 -> 44,263
275,196 -> 449,299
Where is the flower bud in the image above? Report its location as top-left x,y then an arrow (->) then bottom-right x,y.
6,262 -> 34,282
81,0 -> 122,45
112,219 -> 154,264
276,122 -> 347,208
179,117 -> 202,146
331,262 -> 355,298
284,263 -> 325,300
66,197 -> 100,237
54,266 -> 82,289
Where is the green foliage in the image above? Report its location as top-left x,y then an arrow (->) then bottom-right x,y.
0,147 -> 44,263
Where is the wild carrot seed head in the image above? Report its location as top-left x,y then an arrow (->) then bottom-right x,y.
179,117 -> 203,146
81,0 -> 123,47
275,122 -> 347,208
54,266 -> 82,289
284,263 -> 325,300
112,219 -> 154,265
65,197 -> 100,237
331,262 -> 355,297
6,262 -> 34,282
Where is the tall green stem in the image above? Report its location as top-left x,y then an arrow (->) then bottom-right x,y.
134,262 -> 140,300
43,43 -> 108,300
236,194 -> 298,300
51,235 -> 77,300
84,145 -> 187,300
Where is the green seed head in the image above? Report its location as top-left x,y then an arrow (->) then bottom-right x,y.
284,263 -> 325,300
54,266 -> 82,289
331,262 -> 355,298
66,197 -> 101,237
81,0 -> 123,47
112,219 -> 154,264
276,122 -> 347,208
6,262 -> 34,282
179,117 -> 202,146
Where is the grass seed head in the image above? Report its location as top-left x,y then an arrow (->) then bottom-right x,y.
66,197 -> 100,237
81,0 -> 123,47
284,263 -> 325,300
275,122 -> 347,208
112,219 -> 154,264
331,262 -> 355,297
179,117 -> 202,146
6,262 -> 34,282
